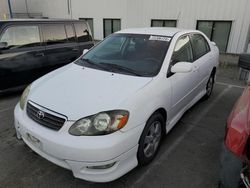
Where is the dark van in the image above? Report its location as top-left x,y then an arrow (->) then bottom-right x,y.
0,19 -> 94,93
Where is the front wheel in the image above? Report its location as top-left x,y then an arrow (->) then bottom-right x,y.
137,113 -> 164,165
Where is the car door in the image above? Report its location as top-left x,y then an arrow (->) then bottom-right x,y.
190,33 -> 213,92
42,23 -> 80,73
74,22 -> 94,52
167,35 -> 200,125
0,24 -> 46,91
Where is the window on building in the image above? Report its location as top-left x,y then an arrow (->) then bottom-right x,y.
103,19 -> 121,38
79,18 -> 94,37
190,34 -> 210,60
197,21 -> 232,52
151,20 -> 177,27
43,24 -> 67,45
74,23 -> 92,42
0,25 -> 40,49
65,24 -> 76,42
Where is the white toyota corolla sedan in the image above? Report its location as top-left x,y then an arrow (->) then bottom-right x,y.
14,28 -> 219,182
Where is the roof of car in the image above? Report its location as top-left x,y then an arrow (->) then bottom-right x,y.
117,27 -> 190,37
0,19 -> 82,23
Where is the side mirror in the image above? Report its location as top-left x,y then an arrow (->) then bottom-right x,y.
171,62 -> 193,73
0,42 -> 7,49
82,49 -> 89,55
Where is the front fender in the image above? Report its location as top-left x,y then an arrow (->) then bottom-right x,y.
119,78 -> 171,132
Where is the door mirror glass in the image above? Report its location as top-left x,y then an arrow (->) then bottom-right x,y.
171,62 -> 193,73
82,49 -> 89,55
0,42 -> 7,49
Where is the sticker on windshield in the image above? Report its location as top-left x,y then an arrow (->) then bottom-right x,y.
149,36 -> 171,42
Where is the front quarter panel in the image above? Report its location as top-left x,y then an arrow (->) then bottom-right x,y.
119,76 -> 171,132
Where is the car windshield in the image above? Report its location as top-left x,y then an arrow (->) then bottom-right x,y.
76,33 -> 171,77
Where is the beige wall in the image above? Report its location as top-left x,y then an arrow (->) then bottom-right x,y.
7,0 -> 250,53
0,0 -> 10,19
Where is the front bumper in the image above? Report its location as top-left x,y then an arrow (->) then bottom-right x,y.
14,104 -> 144,182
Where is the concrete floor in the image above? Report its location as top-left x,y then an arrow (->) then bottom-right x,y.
0,66 -> 247,188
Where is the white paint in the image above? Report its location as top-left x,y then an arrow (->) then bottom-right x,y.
0,0 -> 9,19
132,86 -> 232,187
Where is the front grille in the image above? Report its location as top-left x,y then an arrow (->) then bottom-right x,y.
26,101 -> 67,130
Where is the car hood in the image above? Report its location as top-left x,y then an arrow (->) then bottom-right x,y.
29,64 -> 153,120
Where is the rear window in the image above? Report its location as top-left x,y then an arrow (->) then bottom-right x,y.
43,24 -> 67,45
74,23 -> 92,42
0,25 -> 40,49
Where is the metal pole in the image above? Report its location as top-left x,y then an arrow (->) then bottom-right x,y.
7,0 -> 13,18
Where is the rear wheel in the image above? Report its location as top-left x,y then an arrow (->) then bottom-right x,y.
203,72 -> 215,99
137,113 -> 164,165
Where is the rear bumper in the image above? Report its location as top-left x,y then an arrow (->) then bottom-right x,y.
14,103 -> 145,182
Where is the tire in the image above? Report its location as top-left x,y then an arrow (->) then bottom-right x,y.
137,113 -> 164,165
203,72 -> 215,100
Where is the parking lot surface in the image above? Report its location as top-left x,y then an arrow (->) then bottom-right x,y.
0,66 -> 246,188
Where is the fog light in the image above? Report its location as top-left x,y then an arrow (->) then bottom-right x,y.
87,162 -> 116,169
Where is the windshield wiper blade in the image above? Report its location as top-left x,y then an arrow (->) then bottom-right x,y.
99,63 -> 142,76
81,58 -> 110,71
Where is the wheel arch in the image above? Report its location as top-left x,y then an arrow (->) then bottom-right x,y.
212,67 -> 216,77
148,107 -> 167,133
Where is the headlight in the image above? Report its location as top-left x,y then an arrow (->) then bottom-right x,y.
69,110 -> 129,136
20,85 -> 31,110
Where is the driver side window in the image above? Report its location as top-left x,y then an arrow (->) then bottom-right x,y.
171,35 -> 193,65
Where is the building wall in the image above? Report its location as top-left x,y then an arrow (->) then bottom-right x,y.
11,0 -> 27,13
0,0 -> 10,19
0,0 -> 35,19
14,0 -> 250,53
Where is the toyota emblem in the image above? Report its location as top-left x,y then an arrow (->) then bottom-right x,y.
36,110 -> 45,119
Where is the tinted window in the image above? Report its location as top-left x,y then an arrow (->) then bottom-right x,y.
0,25 -> 40,49
100,36 -> 125,54
197,21 -> 231,52
171,35 -> 193,64
191,34 -> 210,59
74,23 -> 91,42
151,20 -> 177,27
77,34 -> 170,77
65,24 -> 76,42
79,18 -> 94,37
103,19 -> 121,38
43,24 -> 67,45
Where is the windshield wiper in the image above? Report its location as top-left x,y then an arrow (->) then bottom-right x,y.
81,58 -> 110,71
99,63 -> 142,76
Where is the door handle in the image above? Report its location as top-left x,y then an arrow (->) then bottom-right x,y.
35,52 -> 45,57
